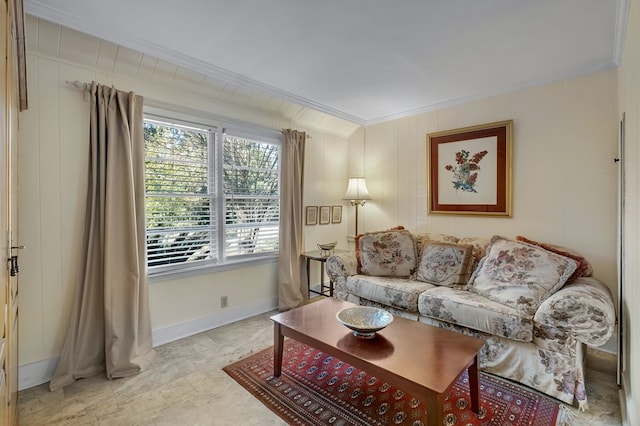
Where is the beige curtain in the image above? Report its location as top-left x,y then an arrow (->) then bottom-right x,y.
278,129 -> 306,311
49,82 -> 155,391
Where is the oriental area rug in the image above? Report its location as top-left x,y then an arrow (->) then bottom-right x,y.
223,339 -> 565,426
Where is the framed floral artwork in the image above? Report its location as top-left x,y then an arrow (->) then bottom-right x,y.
427,120 -> 513,216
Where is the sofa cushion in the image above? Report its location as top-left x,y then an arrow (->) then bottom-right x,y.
467,236 -> 579,316
418,286 -> 534,343
356,229 -> 417,277
346,275 -> 436,313
415,242 -> 473,287
515,235 -> 592,281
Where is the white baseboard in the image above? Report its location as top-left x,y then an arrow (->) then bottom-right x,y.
619,387 -> 629,426
151,296 -> 278,347
18,296 -> 278,391
620,373 -> 630,426
19,357 -> 60,391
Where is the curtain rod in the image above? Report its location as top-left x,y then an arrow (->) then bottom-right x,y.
65,80 -> 90,90
65,80 -> 90,101
64,80 -> 312,139
287,129 -> 312,139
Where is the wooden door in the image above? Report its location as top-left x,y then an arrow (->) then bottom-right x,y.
5,20 -> 22,425
0,0 -> 9,420
6,8 -> 19,421
1,0 -> 23,423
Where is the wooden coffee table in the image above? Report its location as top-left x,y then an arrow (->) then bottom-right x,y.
270,298 -> 485,425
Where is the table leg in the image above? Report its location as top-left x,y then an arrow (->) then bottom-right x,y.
425,393 -> 444,426
320,262 -> 325,295
468,354 -> 480,414
273,323 -> 284,377
306,258 -> 311,298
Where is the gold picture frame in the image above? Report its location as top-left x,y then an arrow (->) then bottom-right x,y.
427,120 -> 513,216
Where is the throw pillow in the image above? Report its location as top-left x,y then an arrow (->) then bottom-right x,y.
416,242 -> 473,286
468,236 -> 579,315
414,233 -> 460,259
515,235 -> 591,281
356,228 -> 417,277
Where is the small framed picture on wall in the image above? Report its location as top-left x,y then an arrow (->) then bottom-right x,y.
305,206 -> 318,225
331,205 -> 342,223
319,206 -> 331,225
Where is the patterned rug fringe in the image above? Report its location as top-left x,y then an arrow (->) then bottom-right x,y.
556,404 -> 578,426
578,399 -> 589,411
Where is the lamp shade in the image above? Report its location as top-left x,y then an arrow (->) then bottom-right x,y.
343,177 -> 371,201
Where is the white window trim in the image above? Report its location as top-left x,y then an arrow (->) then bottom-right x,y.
147,254 -> 278,283
143,105 -> 282,280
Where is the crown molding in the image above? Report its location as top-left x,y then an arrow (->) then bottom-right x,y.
24,0 -> 625,128
364,62 -> 617,126
24,0 -> 367,126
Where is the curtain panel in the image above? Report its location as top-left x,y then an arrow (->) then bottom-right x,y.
278,129 -> 306,311
50,83 -> 155,391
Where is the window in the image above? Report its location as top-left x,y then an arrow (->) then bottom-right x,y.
144,116 -> 280,275
223,135 -> 280,257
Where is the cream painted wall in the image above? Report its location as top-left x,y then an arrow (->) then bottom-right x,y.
17,34 -> 350,387
618,0 -> 639,423
18,15 -> 624,402
351,69 -> 619,318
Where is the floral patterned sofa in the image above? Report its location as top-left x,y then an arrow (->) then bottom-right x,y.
325,228 -> 616,410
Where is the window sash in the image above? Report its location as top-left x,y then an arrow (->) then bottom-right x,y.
223,133 -> 280,258
143,116 -> 280,275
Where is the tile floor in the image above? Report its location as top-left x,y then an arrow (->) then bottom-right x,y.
18,310 -> 623,425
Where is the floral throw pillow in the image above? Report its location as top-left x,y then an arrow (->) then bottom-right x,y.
356,229 -> 416,277
416,242 -> 473,287
515,235 -> 592,281
468,236 -> 579,315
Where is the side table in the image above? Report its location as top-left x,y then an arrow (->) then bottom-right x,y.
301,249 -> 347,298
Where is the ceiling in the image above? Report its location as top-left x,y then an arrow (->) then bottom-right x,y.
24,0 -> 627,126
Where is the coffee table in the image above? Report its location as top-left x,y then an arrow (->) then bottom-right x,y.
270,298 -> 485,425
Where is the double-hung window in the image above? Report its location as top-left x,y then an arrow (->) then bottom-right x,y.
144,115 -> 280,276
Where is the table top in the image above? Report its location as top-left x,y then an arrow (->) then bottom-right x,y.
301,249 -> 348,261
270,298 -> 485,395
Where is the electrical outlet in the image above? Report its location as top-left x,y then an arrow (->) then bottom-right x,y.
221,295 -> 228,308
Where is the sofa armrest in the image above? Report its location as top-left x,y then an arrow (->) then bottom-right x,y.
326,252 -> 358,300
534,277 -> 616,347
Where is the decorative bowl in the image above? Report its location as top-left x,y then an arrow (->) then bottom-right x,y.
317,241 -> 337,257
336,306 -> 394,339
317,241 -> 337,251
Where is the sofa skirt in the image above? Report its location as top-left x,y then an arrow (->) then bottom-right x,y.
418,316 -> 588,410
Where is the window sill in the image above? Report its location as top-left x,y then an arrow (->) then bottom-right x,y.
148,255 -> 278,283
